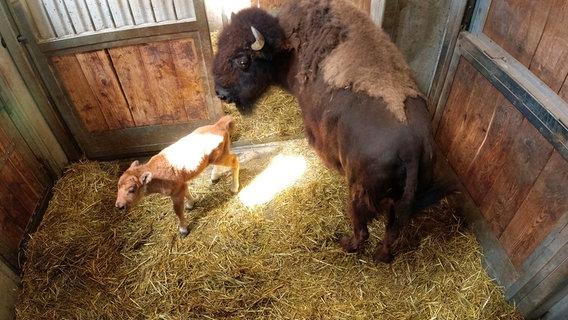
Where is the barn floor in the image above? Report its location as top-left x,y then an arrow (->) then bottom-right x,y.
15,137 -> 523,319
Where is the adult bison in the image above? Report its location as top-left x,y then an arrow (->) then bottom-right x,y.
213,0 -> 454,263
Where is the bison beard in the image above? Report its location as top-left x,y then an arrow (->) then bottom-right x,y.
212,0 -> 455,263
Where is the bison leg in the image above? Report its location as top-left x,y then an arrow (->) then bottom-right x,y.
340,185 -> 371,253
374,160 -> 418,263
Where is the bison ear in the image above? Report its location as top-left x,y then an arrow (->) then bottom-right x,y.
130,160 -> 140,168
140,172 -> 153,185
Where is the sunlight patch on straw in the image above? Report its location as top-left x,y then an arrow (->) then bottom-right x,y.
239,154 -> 307,207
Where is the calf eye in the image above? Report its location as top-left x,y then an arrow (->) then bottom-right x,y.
234,55 -> 250,70
128,187 -> 136,194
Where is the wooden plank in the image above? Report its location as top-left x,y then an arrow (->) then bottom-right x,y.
75,50 -> 135,130
50,54 -> 109,132
444,63 -> 496,178
108,45 -> 159,127
483,0 -> 552,66
529,0 -> 568,94
138,41 -> 187,124
435,58 -> 477,156
500,151 -> 568,267
169,38 -> 209,120
0,165 -> 36,229
0,204 -> 23,270
480,118 -> 553,239
462,100 -> 524,204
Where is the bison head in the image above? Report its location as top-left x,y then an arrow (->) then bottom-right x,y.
212,7 -> 286,113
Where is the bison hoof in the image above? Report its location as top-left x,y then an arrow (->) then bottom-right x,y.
373,245 -> 394,263
339,235 -> 359,253
211,178 -> 220,184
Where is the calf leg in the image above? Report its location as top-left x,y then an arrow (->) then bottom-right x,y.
185,185 -> 195,210
212,153 -> 240,194
171,190 -> 190,238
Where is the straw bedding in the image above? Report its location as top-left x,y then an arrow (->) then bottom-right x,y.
16,135 -> 522,319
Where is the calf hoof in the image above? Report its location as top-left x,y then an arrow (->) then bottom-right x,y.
339,235 -> 359,253
373,245 -> 394,263
211,178 -> 220,184
178,228 -> 189,239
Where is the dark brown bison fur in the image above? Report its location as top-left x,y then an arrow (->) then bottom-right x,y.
212,0 -> 455,263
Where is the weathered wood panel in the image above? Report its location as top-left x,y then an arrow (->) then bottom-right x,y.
51,54 -> 114,132
483,0 -> 551,67
500,151 -> 568,267
75,50 -> 134,130
477,118 -> 552,238
51,38 -> 210,133
529,0 -> 568,94
436,57 -> 563,267
0,124 -> 44,266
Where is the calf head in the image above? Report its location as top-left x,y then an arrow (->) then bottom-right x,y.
212,7 -> 286,112
115,161 -> 152,211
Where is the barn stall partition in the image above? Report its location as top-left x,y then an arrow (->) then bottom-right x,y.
0,0 -> 566,319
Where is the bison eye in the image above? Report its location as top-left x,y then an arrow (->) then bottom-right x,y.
233,55 -> 250,70
128,187 -> 136,194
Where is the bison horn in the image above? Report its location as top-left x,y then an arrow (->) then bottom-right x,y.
250,26 -> 265,51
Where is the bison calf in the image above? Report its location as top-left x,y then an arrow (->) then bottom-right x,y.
115,115 -> 240,238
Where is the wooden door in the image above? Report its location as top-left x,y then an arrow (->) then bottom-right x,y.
433,0 -> 568,318
10,0 -> 222,159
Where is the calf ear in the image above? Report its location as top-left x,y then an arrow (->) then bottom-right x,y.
130,160 -> 140,168
140,172 -> 153,185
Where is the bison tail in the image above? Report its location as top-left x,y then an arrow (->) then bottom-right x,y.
413,179 -> 459,213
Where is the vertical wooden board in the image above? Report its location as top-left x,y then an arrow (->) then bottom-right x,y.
436,58 -> 477,156
0,163 -> 36,229
170,38 -> 209,120
463,100 -> 524,204
0,127 -> 43,215
560,80 -> 568,103
480,118 -> 553,238
529,0 -> 568,94
51,54 -> 109,132
108,45 -> 159,127
0,204 -> 24,271
0,207 -> 25,249
483,0 -> 551,66
75,50 -> 135,130
500,151 -> 568,268
444,64 -> 496,178
138,41 -> 187,124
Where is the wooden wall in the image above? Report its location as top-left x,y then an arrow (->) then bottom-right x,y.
51,38 -> 209,133
484,0 -> 568,101
436,0 -> 568,316
437,58 -> 568,267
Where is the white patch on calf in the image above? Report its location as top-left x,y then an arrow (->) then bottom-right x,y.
161,133 -> 224,171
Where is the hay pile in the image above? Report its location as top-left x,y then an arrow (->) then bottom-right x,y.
16,139 -> 522,319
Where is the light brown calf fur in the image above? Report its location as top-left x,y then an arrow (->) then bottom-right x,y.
115,115 -> 239,237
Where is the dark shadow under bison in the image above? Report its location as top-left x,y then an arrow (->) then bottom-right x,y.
212,0 -> 456,263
